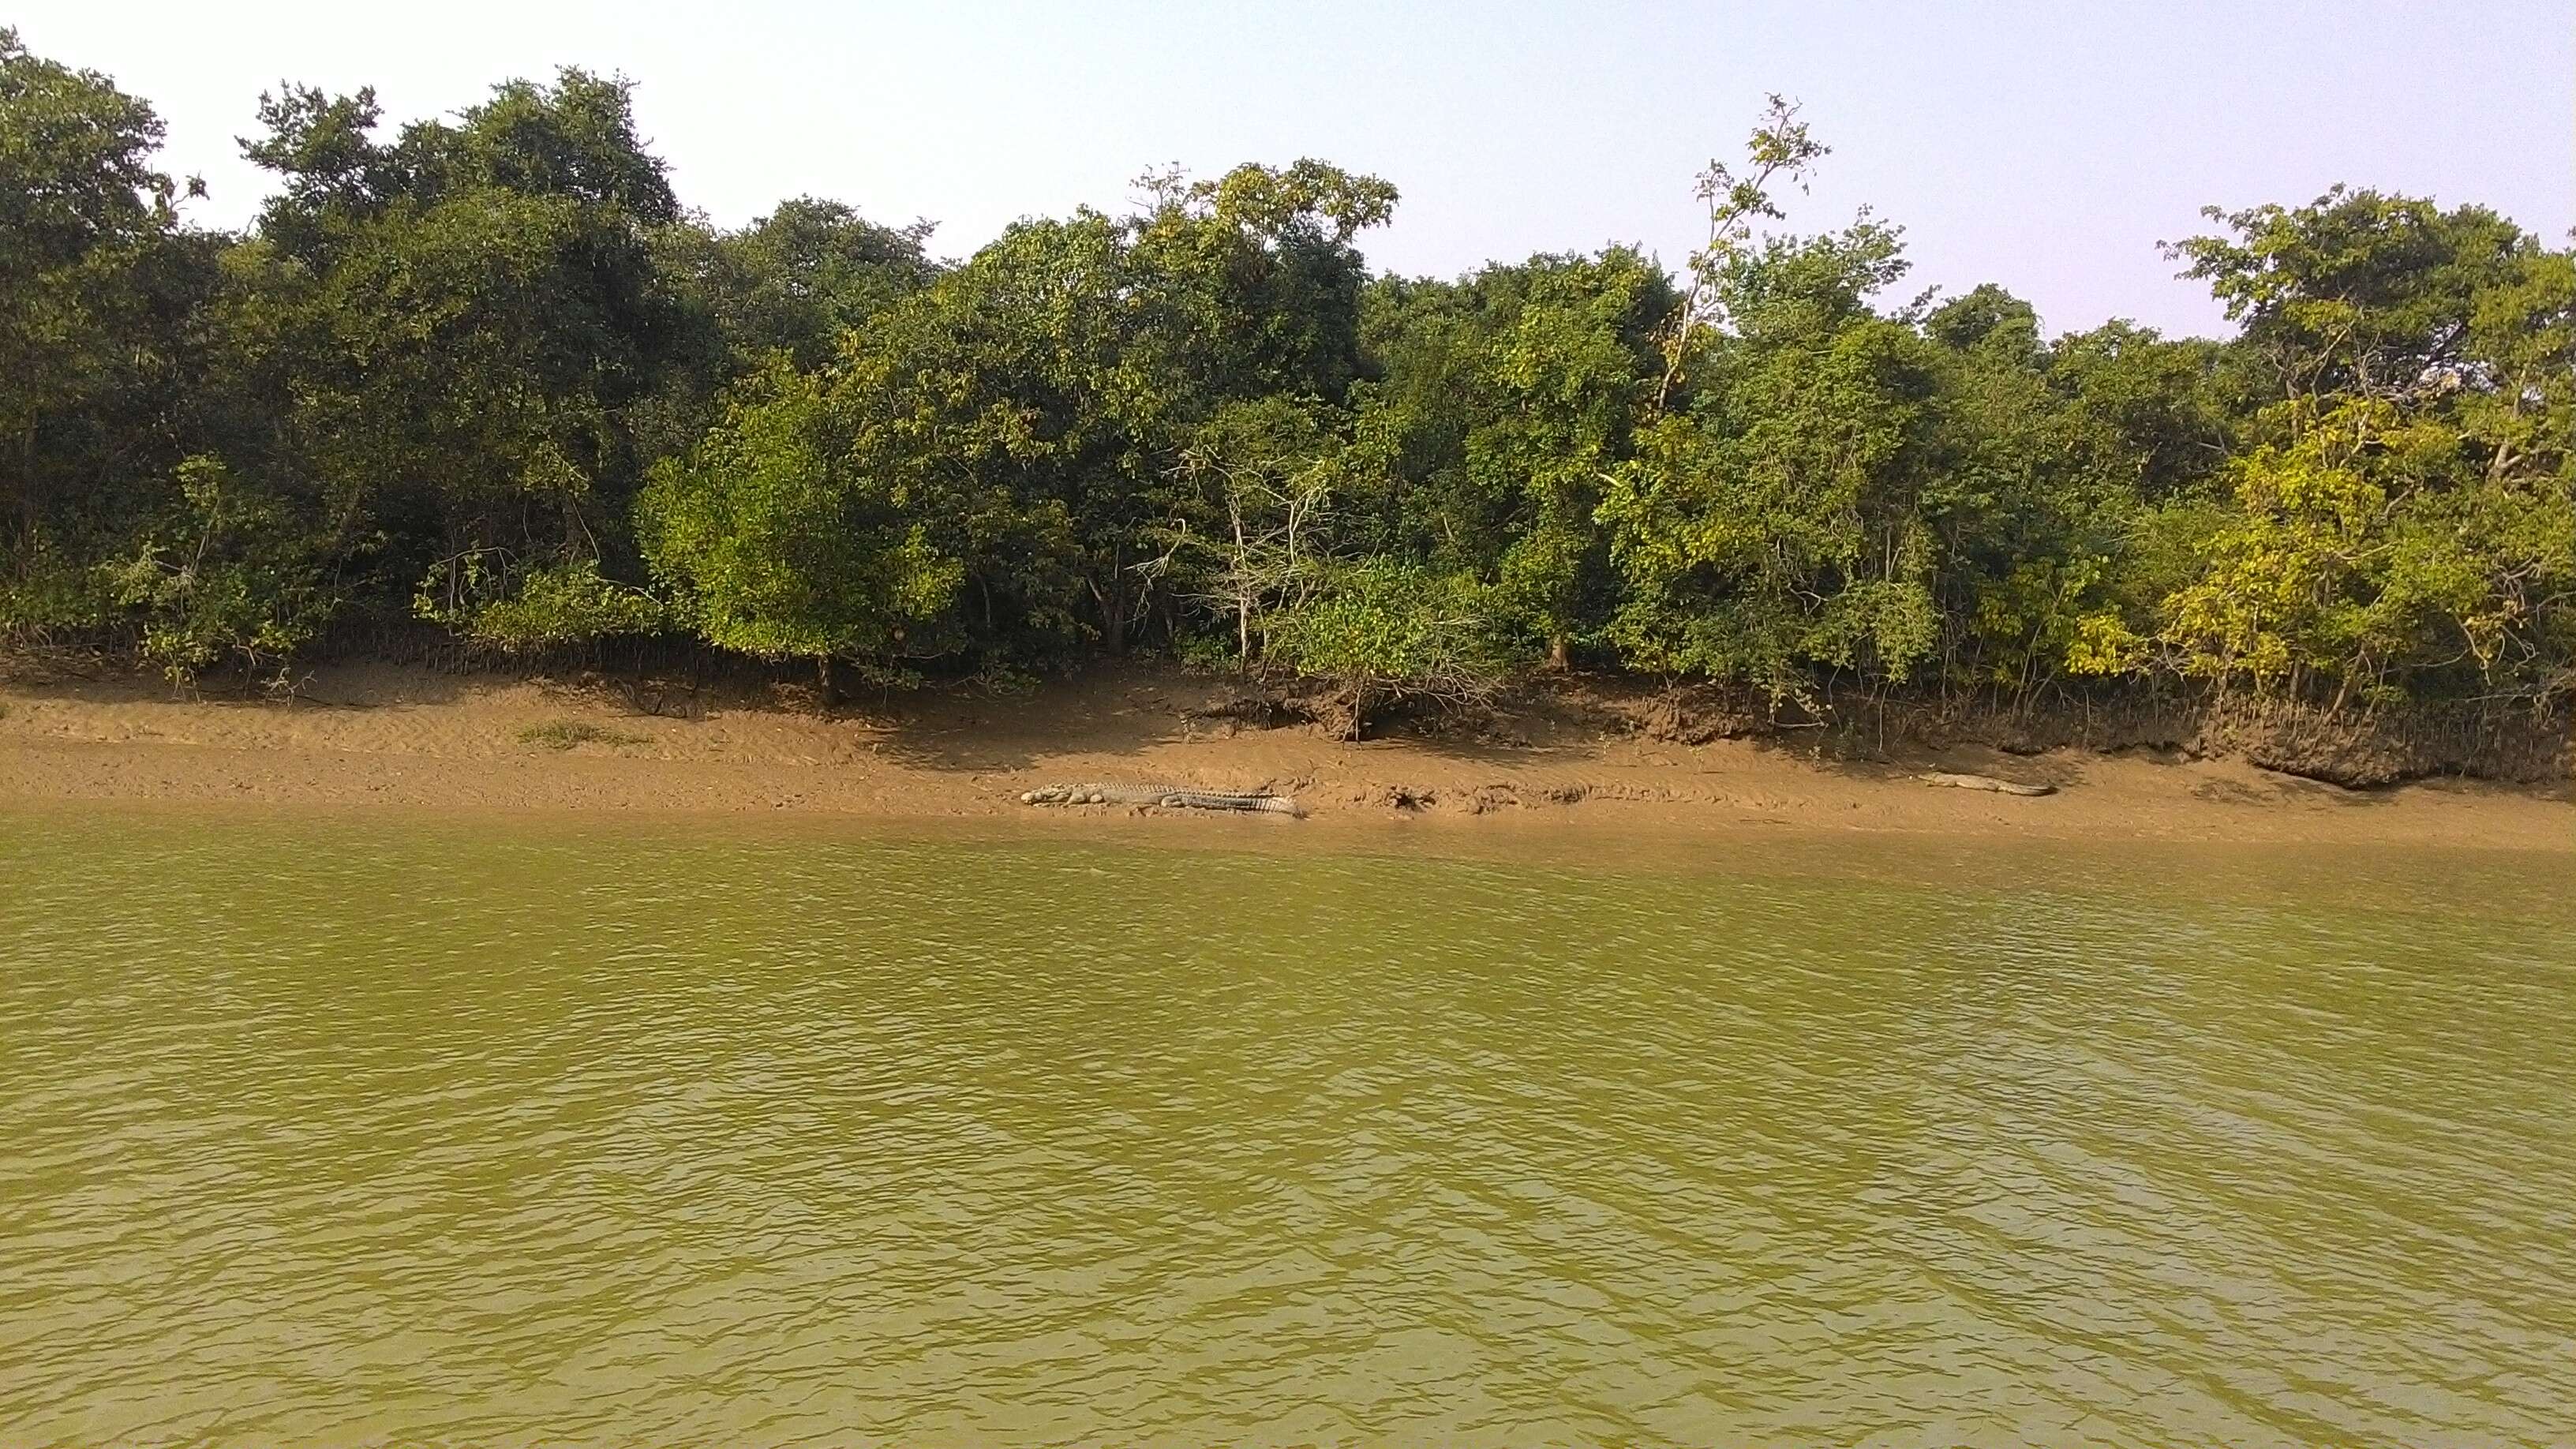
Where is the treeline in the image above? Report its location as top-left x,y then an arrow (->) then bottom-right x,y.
6,33 -> 2571,732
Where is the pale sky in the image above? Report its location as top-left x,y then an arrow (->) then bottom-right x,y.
15,1 -> 2572,338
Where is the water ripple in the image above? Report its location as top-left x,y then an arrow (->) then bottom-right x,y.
2,816 -> 2570,1446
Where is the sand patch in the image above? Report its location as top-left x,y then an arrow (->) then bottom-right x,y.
1,661 -> 2567,852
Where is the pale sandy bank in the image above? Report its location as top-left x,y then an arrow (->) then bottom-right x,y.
1,662 -> 2568,852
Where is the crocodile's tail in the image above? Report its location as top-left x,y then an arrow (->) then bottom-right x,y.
1157,790 -> 1304,818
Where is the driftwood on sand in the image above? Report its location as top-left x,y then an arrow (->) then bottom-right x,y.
1919,772 -> 2057,797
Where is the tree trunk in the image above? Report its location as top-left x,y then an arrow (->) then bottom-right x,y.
1101,542 -> 1129,656
1231,502 -> 1252,661
1099,586 -> 1125,655
1337,678 -> 1375,742
10,425 -> 43,551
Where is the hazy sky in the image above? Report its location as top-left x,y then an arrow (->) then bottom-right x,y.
15,1 -> 2571,338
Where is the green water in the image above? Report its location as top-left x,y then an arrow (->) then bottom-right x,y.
2,811 -> 2571,1447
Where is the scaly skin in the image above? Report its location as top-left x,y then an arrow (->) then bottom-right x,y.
1019,783 -> 1303,815
1919,772 -> 2055,797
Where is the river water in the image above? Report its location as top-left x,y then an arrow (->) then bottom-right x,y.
2,811 -> 2570,1446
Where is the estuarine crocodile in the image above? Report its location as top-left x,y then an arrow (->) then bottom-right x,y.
1919,771 -> 2056,797
1019,782 -> 1303,816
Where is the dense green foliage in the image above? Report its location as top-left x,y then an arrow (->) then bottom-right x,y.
5,41 -> 2569,729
